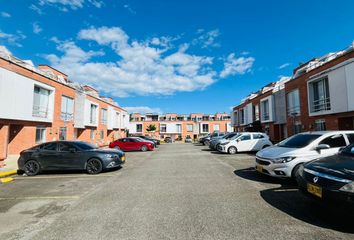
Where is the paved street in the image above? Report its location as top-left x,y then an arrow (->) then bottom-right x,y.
0,143 -> 353,240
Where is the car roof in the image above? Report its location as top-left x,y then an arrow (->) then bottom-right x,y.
299,131 -> 354,135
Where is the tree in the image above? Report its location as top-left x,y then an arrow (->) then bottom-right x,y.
146,124 -> 157,133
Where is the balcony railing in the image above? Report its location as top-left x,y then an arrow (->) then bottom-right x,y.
61,112 -> 74,122
311,97 -> 331,113
262,113 -> 270,121
287,106 -> 301,116
32,105 -> 49,118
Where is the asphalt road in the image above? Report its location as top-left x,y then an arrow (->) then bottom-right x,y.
0,143 -> 353,240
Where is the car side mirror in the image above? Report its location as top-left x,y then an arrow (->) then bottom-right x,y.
236,139 -> 241,142
69,148 -> 77,153
315,144 -> 330,151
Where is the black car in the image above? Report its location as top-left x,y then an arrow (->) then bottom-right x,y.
136,135 -> 160,147
18,141 -> 125,176
296,143 -> 354,205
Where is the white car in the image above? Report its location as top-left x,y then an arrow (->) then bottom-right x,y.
217,132 -> 272,154
255,131 -> 354,178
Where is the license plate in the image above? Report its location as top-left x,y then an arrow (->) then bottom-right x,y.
256,165 -> 263,173
307,183 -> 322,198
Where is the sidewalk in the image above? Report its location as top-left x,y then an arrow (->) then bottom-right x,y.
0,155 -> 19,181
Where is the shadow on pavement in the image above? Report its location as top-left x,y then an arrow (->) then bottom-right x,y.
235,167 -> 354,233
19,166 -> 123,176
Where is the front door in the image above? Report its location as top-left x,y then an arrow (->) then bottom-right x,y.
57,142 -> 82,169
236,134 -> 253,152
314,134 -> 348,158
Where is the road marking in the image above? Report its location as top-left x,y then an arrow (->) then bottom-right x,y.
14,174 -> 118,180
0,196 -> 81,200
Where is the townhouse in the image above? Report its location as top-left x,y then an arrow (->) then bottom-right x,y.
0,50 -> 128,161
128,113 -> 232,140
232,41 -> 354,142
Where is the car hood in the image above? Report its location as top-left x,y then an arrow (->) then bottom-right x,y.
256,146 -> 304,158
306,154 -> 354,181
90,148 -> 124,156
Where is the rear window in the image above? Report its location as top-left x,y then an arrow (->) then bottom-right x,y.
278,134 -> 321,148
347,134 -> 354,144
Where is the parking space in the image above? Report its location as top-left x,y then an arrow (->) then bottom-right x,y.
0,144 -> 353,240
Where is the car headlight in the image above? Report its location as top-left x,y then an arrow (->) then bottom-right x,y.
104,154 -> 115,158
273,156 -> 296,163
339,181 -> 354,193
220,141 -> 229,146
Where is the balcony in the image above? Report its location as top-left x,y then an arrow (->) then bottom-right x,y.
311,97 -> 331,113
32,105 -> 49,118
61,112 -> 74,122
287,106 -> 300,116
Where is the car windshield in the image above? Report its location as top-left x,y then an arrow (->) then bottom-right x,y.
75,142 -> 97,150
278,134 -> 321,148
230,134 -> 241,140
341,144 -> 354,156
225,133 -> 238,139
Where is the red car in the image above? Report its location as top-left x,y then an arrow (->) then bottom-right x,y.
109,137 -> 154,152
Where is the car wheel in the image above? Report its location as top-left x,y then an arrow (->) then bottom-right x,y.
24,160 -> 41,176
86,158 -> 103,174
262,145 -> 270,149
292,163 -> 303,178
228,146 -> 237,154
141,145 -> 148,152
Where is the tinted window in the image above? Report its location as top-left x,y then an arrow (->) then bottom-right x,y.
239,134 -> 251,141
74,142 -> 97,150
225,133 -> 238,139
347,134 -> 354,144
253,134 -> 264,139
319,134 -> 346,148
58,143 -> 73,152
42,142 -> 57,151
278,134 -> 321,148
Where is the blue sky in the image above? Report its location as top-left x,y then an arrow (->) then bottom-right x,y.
1,0 -> 354,114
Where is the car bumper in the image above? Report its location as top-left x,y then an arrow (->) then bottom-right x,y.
255,157 -> 292,177
104,156 -> 125,169
217,145 -> 228,153
297,174 -> 354,205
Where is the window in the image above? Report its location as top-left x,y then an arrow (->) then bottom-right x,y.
101,108 -> 108,125
116,112 -> 120,127
214,124 -> 220,131
254,104 -> 260,121
61,96 -> 74,121
261,99 -> 270,121
310,78 -> 331,113
239,134 -> 251,141
160,124 -> 167,133
347,134 -> 354,144
35,127 -> 46,144
42,142 -> 57,151
90,129 -> 95,140
294,122 -> 302,134
253,133 -> 264,139
90,104 -> 98,124
287,89 -> 300,116
176,124 -> 182,133
136,124 -> 143,133
100,130 -> 105,139
202,124 -> 209,133
240,109 -> 245,124
58,143 -> 73,152
59,127 -> 67,140
320,134 -> 346,148
187,124 -> 193,132
314,120 -> 326,131
33,86 -> 50,118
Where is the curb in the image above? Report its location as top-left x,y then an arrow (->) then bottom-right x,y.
0,177 -> 14,183
0,169 -> 18,178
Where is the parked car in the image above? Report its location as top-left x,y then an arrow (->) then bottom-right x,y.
164,137 -> 173,143
209,132 -> 239,150
109,137 -> 154,152
185,135 -> 193,143
18,141 -> 125,176
217,132 -> 272,154
135,135 -> 160,147
204,132 -> 227,146
296,143 -> 354,204
255,131 -> 354,178
199,134 -> 211,145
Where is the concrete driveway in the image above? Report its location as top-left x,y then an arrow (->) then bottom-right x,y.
0,144 -> 353,240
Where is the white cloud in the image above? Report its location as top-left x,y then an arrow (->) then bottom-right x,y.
0,45 -> 12,55
32,22 -> 42,34
123,4 -> 136,14
34,0 -> 102,12
124,106 -> 162,114
1,12 -> 11,18
278,63 -> 291,69
193,29 -> 220,48
220,53 -> 255,78
30,4 -> 44,14
0,30 -> 26,47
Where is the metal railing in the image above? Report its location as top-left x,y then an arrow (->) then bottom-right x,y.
32,105 -> 49,118
311,97 -> 331,112
287,106 -> 301,116
61,112 -> 74,122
